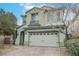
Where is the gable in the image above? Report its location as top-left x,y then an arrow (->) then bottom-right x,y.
25,7 -> 44,14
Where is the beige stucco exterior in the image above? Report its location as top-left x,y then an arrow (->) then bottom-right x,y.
25,7 -> 64,26
15,6 -> 65,47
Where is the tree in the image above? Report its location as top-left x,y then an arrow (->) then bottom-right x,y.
0,8 -> 17,44
46,3 -> 79,40
62,4 -> 79,40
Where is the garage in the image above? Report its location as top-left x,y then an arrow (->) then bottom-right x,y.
28,31 -> 59,47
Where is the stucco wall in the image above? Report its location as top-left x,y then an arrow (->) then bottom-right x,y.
23,29 -> 65,47
15,25 -> 26,45
24,31 -> 29,46
15,31 -> 20,45
26,8 -> 46,26
15,7 -> 65,47
59,32 -> 65,47
25,8 -> 64,27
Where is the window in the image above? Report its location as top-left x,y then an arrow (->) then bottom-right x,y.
40,33 -> 42,35
47,32 -> 49,35
48,11 -> 62,24
33,33 -> 36,35
31,13 -> 38,21
30,33 -> 32,35
48,12 -> 58,23
29,13 -> 40,26
51,32 -> 53,35
43,32 -> 46,35
29,33 -> 32,35
36,32 -> 39,35
55,32 -> 57,35
57,12 -> 60,22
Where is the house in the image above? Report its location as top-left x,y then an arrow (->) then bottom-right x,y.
15,6 -> 65,47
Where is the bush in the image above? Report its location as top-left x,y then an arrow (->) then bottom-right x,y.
64,38 -> 79,56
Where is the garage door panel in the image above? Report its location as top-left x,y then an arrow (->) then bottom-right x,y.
29,32 -> 59,47
30,35 -> 43,46
42,35 -> 58,47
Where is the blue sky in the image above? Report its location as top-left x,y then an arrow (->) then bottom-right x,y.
0,3 -> 24,25
0,3 -> 77,25
0,3 -> 48,25
0,3 -> 54,25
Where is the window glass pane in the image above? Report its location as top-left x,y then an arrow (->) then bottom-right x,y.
47,32 -> 49,35
37,32 -> 38,35
48,12 -> 58,23
51,32 -> 53,35
33,33 -> 35,35
55,32 -> 57,35
32,13 -> 38,21
40,33 -> 42,35
44,32 -> 46,35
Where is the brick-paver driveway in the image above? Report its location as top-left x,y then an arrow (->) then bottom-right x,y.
0,45 -> 69,56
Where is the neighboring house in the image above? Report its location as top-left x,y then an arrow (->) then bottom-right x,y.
15,6 -> 65,47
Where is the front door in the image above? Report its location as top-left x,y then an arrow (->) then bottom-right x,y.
19,31 -> 24,45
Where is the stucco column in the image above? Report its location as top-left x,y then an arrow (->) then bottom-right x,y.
15,31 -> 20,45
58,31 -> 61,56
24,31 -> 27,45
24,31 -> 29,46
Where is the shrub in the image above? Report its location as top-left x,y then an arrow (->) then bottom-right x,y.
64,38 -> 79,56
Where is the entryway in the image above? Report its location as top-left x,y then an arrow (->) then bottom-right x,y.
19,31 -> 25,45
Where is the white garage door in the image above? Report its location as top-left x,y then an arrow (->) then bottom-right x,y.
29,31 -> 59,47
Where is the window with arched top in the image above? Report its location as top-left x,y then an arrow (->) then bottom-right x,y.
31,13 -> 38,21
29,13 -> 40,26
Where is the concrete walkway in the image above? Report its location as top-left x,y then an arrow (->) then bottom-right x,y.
0,45 -> 69,56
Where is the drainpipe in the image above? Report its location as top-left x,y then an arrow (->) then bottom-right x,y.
27,31 -> 30,47
27,32 -> 29,47
58,30 -> 61,56
65,25 -> 69,40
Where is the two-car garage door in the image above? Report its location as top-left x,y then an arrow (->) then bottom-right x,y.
28,31 -> 59,47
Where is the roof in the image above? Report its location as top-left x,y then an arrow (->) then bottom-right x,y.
24,25 -> 65,30
17,24 -> 25,29
25,6 -> 64,14
25,7 -> 43,14
41,6 -> 57,10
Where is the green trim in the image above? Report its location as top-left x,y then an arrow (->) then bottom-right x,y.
24,25 -> 64,30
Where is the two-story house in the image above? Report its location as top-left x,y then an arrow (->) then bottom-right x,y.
15,6 -> 65,47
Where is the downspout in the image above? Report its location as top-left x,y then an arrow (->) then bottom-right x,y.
63,9 -> 69,40
58,29 -> 61,55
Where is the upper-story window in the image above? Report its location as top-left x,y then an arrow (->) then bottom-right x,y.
48,11 -> 63,24
48,12 -> 58,23
29,13 -> 40,26
31,13 -> 38,21
57,12 -> 60,22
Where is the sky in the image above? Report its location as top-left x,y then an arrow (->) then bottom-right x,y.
0,3 -> 78,25
0,3 -> 49,25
